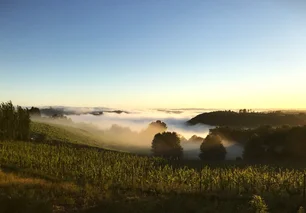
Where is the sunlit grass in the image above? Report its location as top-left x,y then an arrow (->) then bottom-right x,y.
30,121 -> 104,147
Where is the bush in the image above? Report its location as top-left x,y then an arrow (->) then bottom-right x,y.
249,195 -> 268,213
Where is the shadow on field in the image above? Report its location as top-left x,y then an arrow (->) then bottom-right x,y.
80,193 -> 303,213
0,170 -> 78,213
81,194 -> 245,213
80,189 -> 306,213
0,197 -> 52,213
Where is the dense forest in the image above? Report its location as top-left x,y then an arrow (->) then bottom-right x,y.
209,125 -> 306,161
188,110 -> 306,127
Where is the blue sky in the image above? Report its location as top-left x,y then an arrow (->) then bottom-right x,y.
1,0 -> 306,109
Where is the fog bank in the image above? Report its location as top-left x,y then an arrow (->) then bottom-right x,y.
63,109 -> 243,160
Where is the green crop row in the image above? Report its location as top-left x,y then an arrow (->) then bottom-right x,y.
0,140 -> 306,197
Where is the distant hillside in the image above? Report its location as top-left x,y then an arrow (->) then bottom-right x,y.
187,110 -> 306,127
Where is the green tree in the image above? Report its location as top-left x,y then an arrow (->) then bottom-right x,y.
16,106 -> 30,140
152,132 -> 183,159
0,101 -> 30,141
0,101 -> 15,140
199,134 -> 226,161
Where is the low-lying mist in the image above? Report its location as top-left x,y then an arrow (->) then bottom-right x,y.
38,108 -> 243,159
68,109 -> 210,137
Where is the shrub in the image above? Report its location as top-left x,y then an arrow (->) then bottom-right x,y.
249,195 -> 268,213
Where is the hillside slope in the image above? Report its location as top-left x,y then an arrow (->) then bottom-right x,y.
30,121 -> 104,148
188,111 -> 306,127
30,121 -> 134,152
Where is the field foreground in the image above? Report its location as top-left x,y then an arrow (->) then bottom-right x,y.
0,122 -> 306,212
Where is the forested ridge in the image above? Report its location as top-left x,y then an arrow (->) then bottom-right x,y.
188,110 -> 306,127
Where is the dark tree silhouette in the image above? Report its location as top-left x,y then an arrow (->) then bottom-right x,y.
51,114 -> 72,123
28,107 -> 41,117
40,107 -> 64,116
147,120 -> 167,132
16,106 -> 30,140
241,125 -> 306,161
0,101 -> 30,141
152,132 -> 183,159
199,134 -> 226,161
285,126 -> 306,159
242,134 -> 267,161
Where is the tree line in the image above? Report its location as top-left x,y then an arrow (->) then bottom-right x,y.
207,125 -> 306,161
151,121 -> 306,162
0,101 -> 30,141
242,125 -> 306,161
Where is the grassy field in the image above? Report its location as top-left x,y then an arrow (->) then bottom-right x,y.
0,170 -> 282,213
1,121 -> 306,212
30,120 -> 144,152
30,121 -> 106,147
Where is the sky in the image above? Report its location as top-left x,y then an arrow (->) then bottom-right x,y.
1,0 -> 306,109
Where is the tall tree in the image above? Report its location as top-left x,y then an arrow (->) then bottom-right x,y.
28,107 -> 41,117
199,134 -> 226,161
152,132 -> 183,159
17,106 -> 30,140
0,101 -> 30,141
